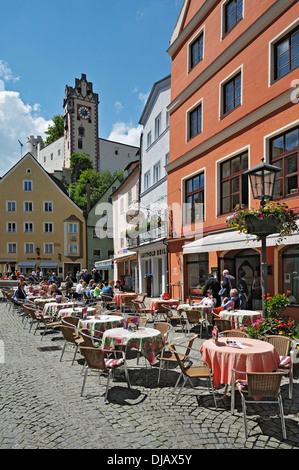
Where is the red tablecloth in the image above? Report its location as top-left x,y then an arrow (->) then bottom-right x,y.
200,337 -> 280,389
114,292 -> 138,307
150,298 -> 180,313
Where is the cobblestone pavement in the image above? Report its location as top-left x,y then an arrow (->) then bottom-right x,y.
0,300 -> 299,452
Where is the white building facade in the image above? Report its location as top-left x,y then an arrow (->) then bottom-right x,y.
135,75 -> 171,298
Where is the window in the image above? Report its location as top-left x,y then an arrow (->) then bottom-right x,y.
147,131 -> 152,148
93,249 -> 101,259
155,114 -> 161,140
24,243 -> 34,254
44,243 -> 54,254
7,243 -> 17,254
283,246 -> 299,305
44,202 -> 53,212
220,151 -> 248,214
6,201 -> 16,212
69,223 -> 78,233
69,244 -> 78,254
78,139 -> 83,149
189,103 -> 202,139
44,223 -> 53,233
7,222 -> 16,233
51,153 -> 53,160
270,126 -> 299,198
120,197 -> 124,214
128,190 -> 132,207
274,26 -> 299,81
222,72 -> 241,115
24,202 -> 33,212
184,172 -> 205,223
144,171 -> 150,191
165,153 -> 169,166
24,222 -> 33,233
23,180 -> 32,191
224,0 -> 243,35
153,162 -> 161,184
186,253 -> 209,297
190,32 -> 204,70
78,126 -> 85,136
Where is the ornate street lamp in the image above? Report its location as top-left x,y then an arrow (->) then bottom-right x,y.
245,158 -> 281,318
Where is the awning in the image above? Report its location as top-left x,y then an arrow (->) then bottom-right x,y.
39,262 -> 58,268
18,261 -> 36,268
183,230 -> 299,254
94,259 -> 114,270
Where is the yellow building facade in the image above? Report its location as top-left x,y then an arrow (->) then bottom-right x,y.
0,153 -> 86,279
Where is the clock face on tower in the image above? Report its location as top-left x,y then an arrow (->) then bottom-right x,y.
78,105 -> 91,120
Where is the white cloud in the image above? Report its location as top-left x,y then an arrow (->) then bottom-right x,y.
108,121 -> 142,147
114,101 -> 123,113
0,60 -> 19,82
0,87 -> 52,176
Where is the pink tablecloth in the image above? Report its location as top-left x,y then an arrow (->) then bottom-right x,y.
200,338 -> 280,389
114,292 -> 138,307
150,298 -> 180,313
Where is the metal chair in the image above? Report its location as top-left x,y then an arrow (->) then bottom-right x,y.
218,330 -> 248,338
231,369 -> 287,440
264,335 -> 297,399
59,324 -> 84,364
79,346 -> 131,401
215,318 -> 232,332
186,309 -> 206,338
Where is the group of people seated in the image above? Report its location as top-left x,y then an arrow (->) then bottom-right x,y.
73,278 -> 124,302
13,278 -> 63,303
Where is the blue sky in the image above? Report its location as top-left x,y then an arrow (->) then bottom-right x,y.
0,0 -> 183,176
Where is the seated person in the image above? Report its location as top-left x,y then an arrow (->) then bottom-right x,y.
73,280 -> 84,298
49,283 -> 63,297
213,288 -> 240,316
49,272 -> 59,285
14,283 -> 27,302
93,283 -> 102,299
115,280 -> 124,292
101,281 -> 114,297
200,289 -> 216,307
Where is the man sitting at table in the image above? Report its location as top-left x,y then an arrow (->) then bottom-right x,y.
49,283 -> 63,298
213,288 -> 240,315
102,281 -> 114,296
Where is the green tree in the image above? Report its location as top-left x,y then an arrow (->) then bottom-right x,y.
44,114 -> 64,146
70,153 -> 93,181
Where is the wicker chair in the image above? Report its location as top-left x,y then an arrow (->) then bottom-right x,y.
219,330 -> 248,338
40,315 -> 62,340
79,346 -> 131,401
185,309 -> 206,338
231,369 -> 287,439
59,324 -> 84,364
264,335 -> 297,399
121,296 -> 135,314
215,318 -> 232,332
157,334 -> 198,384
132,300 -> 152,318
101,294 -> 117,310
23,305 -> 43,333
61,316 -> 80,328
169,343 -> 217,407
79,328 -> 102,347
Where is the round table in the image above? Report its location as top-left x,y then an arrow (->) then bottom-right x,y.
114,292 -> 138,307
78,315 -> 124,338
219,309 -> 262,328
150,298 -> 180,313
102,327 -> 163,365
58,306 -> 95,319
200,337 -> 280,389
42,301 -> 77,317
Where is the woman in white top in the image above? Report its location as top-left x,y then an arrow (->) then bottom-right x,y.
200,289 -> 216,308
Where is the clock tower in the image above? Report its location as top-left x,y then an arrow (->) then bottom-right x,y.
63,74 -> 100,172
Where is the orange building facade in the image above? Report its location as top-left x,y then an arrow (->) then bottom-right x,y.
166,0 -> 299,318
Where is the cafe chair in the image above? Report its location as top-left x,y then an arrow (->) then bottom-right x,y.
40,315 -> 62,340
218,330 -> 248,338
264,335 -> 297,399
59,324 -> 84,364
106,310 -> 124,317
79,328 -> 102,348
135,293 -> 147,306
101,294 -> 117,310
132,300 -> 152,318
215,318 -> 232,332
231,369 -> 287,440
157,334 -> 198,384
169,343 -> 217,407
23,305 -> 43,333
121,296 -> 135,314
61,316 -> 80,328
185,309 -> 207,338
79,346 -> 131,402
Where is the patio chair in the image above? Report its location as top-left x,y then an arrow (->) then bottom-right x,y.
121,296 -> 135,314
79,346 -> 131,401
219,330 -> 248,338
169,343 -> 217,407
59,324 -> 84,364
230,369 -> 287,439
264,335 -> 297,399
157,334 -> 198,384
186,309 -> 206,338
215,318 -> 232,332
132,300 -> 152,318
23,305 -> 43,333
61,316 -> 80,328
79,328 -> 102,347
101,294 -> 117,310
40,315 -> 62,340
138,316 -> 148,328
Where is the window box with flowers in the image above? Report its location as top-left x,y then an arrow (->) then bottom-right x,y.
226,201 -> 298,243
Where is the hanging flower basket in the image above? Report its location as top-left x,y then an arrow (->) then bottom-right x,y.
226,201 -> 298,243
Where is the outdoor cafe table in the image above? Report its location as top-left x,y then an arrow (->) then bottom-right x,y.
218,309 -> 262,329
78,314 -> 124,338
33,298 -> 56,308
150,298 -> 180,313
200,337 -> 280,389
57,306 -> 96,319
42,301 -> 77,317
102,327 -> 163,365
114,292 -> 138,307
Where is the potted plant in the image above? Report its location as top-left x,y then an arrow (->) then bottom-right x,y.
226,201 -> 298,242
